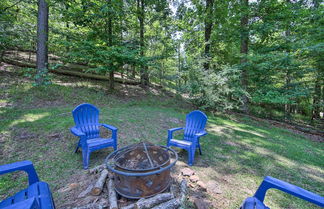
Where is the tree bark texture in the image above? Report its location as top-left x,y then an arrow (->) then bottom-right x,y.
120,193 -> 174,209
240,0 -> 249,113
36,0 -> 49,84
204,0 -> 214,71
107,0 -> 115,90
312,74 -> 322,120
2,57 -> 141,85
77,184 -> 93,198
138,0 -> 149,86
151,198 -> 180,209
107,177 -> 118,209
91,169 -> 109,196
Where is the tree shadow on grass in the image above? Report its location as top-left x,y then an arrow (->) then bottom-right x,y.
191,115 -> 324,208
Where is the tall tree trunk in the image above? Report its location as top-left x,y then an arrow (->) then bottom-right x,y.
312,74 -> 321,120
132,66 -> 136,79
204,0 -> 214,71
240,0 -> 249,113
284,0 -> 292,121
177,42 -> 181,90
284,70 -> 291,120
107,0 -> 114,90
65,3 -> 70,53
36,0 -> 49,85
311,0 -> 322,120
138,0 -> 148,86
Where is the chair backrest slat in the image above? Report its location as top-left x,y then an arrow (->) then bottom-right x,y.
184,110 -> 207,140
72,104 -> 100,139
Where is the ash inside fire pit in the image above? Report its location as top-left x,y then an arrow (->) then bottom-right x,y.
115,142 -> 170,170
105,142 -> 178,199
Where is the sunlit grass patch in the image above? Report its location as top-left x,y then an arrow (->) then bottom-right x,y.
0,72 -> 323,209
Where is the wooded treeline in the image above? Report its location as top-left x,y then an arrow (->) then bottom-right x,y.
0,0 -> 323,123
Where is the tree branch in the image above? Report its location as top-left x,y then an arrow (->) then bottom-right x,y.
3,0 -> 24,12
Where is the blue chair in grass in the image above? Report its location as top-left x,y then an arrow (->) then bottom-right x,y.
0,161 -> 55,209
167,110 -> 208,166
240,176 -> 324,209
71,103 -> 118,169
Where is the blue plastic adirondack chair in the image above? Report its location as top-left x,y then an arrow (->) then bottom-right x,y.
240,176 -> 324,209
0,161 -> 55,209
71,103 -> 118,169
167,110 -> 207,166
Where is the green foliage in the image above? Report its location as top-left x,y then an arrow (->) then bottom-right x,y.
64,40 -> 141,74
184,61 -> 247,111
22,68 -> 52,86
1,0 -> 323,122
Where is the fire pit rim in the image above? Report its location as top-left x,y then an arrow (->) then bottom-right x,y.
114,142 -> 171,171
105,144 -> 178,177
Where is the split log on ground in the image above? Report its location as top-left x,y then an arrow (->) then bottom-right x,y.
3,57 -> 35,68
107,177 -> 118,209
51,68 -> 141,85
72,203 -> 105,209
3,57 -> 141,85
120,193 -> 174,209
91,169 -> 109,196
179,179 -> 188,204
169,184 -> 178,197
78,184 -> 94,198
88,164 -> 105,174
150,198 -> 180,209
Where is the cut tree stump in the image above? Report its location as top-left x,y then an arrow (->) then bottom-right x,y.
91,169 -> 109,196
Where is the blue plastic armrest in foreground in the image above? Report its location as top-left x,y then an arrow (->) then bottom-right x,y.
0,161 -> 39,185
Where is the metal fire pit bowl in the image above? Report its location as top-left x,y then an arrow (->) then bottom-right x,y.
105,142 -> 178,199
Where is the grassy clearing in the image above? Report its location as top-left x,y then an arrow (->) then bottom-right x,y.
0,66 -> 323,209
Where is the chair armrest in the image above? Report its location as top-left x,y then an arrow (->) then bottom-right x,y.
194,131 -> 207,138
168,127 -> 183,141
101,124 -> 118,141
0,161 -> 39,185
70,127 -> 85,137
101,124 -> 118,132
168,127 -> 183,133
254,176 -> 324,207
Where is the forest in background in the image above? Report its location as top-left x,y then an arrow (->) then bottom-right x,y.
0,0 -> 323,127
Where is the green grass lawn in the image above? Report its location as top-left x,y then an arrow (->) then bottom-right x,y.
0,66 -> 323,208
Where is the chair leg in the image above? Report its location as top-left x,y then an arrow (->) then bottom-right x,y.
74,145 -> 79,153
188,149 -> 195,166
198,143 -> 202,155
82,150 -> 90,170
75,140 -> 81,153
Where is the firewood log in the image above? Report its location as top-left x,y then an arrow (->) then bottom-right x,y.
72,202 -> 106,209
78,184 -> 94,198
91,169 -> 109,196
120,193 -> 174,209
150,198 -> 180,209
107,177 -> 118,209
89,164 -> 105,174
179,179 -> 188,204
